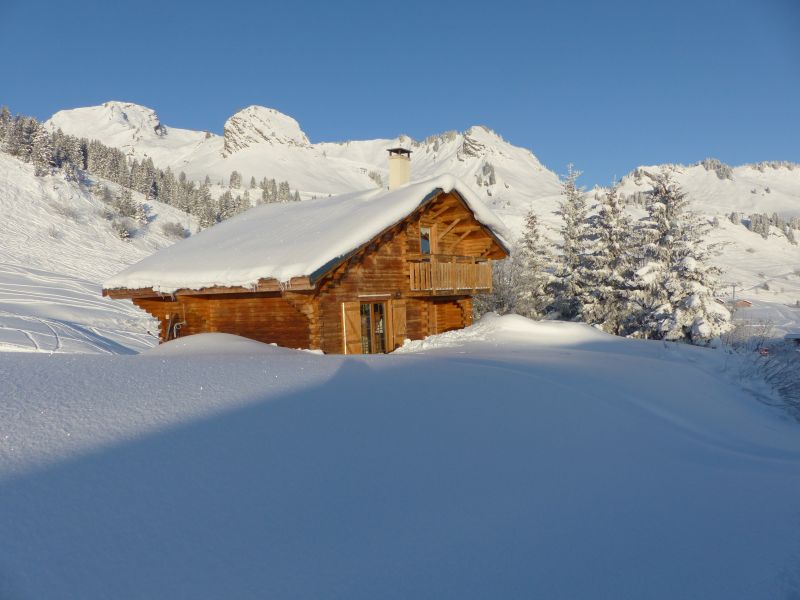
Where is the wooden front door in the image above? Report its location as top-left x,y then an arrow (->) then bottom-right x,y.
342,299 -> 406,354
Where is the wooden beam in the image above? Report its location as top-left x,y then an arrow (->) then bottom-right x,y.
454,229 -> 478,245
427,202 -> 451,221
477,240 -> 496,257
437,218 -> 462,242
104,276 -> 315,300
103,287 -> 170,300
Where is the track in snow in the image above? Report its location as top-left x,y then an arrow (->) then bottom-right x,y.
0,263 -> 156,354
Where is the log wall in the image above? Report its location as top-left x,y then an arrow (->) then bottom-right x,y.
134,292 -> 314,349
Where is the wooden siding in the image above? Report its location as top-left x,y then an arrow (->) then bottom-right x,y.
405,191 -> 506,260
317,226 -> 410,354
133,292 -> 314,349
432,298 -> 473,334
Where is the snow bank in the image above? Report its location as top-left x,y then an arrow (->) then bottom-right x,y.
146,332 -> 292,356
104,174 -> 511,293
1,316 -> 799,599
397,312 -> 610,352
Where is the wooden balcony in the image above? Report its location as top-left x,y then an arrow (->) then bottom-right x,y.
408,254 -> 492,295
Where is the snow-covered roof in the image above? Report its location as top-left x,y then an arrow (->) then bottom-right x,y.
104,174 -> 511,294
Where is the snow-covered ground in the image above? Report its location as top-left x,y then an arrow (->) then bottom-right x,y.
0,264 -> 154,353
1,315 -> 799,599
0,153 -> 193,353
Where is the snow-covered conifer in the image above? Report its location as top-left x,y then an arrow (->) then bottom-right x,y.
31,125 -> 54,176
218,190 -> 235,221
277,181 -> 291,203
514,208 -> 554,319
229,171 -> 242,189
627,173 -> 730,343
196,184 -> 217,228
0,106 -> 10,144
552,164 -> 591,320
582,186 -> 634,333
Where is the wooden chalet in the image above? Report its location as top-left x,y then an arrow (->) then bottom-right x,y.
103,161 -> 511,354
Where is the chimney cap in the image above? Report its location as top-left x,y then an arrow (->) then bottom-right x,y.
387,147 -> 412,156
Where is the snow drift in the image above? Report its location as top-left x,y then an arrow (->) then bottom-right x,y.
1,316 -> 799,599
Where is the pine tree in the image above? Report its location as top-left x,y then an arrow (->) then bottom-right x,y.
250,176 -> 257,189
217,190 -> 235,221
267,179 -> 278,203
552,164 -> 591,320
31,125 -> 54,176
119,187 -> 134,215
0,106 -> 11,145
229,170 -> 242,189
159,167 -> 177,206
139,157 -> 158,199
514,208 -> 554,319
627,173 -> 730,343
292,190 -> 301,202
277,180 -> 291,203
582,186 -> 633,333
196,184 -> 217,228
19,117 -> 38,162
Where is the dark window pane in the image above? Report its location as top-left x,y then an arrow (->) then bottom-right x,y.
360,303 -> 372,353
373,303 -> 386,354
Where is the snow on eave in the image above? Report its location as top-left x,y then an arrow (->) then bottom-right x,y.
102,174 -> 512,295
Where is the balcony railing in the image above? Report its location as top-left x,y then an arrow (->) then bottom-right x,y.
408,254 -> 492,293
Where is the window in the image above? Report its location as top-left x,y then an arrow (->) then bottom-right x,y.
420,226 -> 432,254
359,302 -> 387,354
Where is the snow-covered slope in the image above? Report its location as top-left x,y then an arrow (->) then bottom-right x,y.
1,316 -> 799,599
0,153 -> 195,352
46,101 -> 563,221
618,161 -> 800,217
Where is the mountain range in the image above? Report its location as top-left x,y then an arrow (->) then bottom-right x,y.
0,99 -> 797,353
45,101 -> 800,307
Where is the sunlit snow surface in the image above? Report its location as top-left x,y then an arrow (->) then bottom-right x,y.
1,316 -> 799,599
0,153 -> 192,353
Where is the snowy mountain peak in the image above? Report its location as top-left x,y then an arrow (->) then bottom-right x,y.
48,101 -> 167,140
101,101 -> 166,136
222,105 -> 310,155
458,126 -> 518,162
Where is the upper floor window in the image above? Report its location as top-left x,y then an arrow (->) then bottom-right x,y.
420,226 -> 432,254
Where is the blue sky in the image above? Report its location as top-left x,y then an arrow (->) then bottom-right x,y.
3,0 -> 798,186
